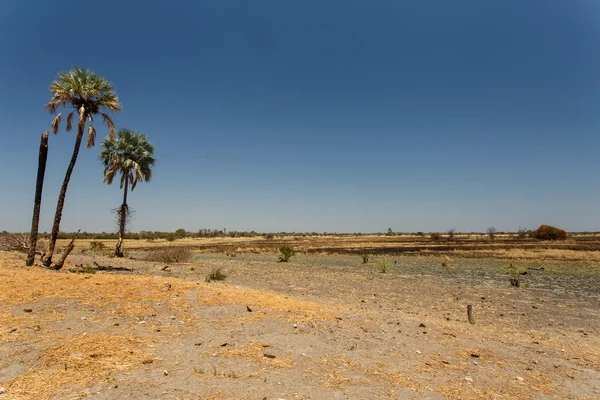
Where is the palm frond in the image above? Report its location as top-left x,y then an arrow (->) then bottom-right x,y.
66,111 -> 74,132
101,113 -> 116,139
87,125 -> 96,148
51,112 -> 62,135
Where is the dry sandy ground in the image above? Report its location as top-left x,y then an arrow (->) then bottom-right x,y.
0,250 -> 599,400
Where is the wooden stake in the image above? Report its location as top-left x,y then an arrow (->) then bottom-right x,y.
467,304 -> 476,324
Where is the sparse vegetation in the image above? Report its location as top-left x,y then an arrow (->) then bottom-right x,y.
430,232 -> 441,241
361,254 -> 369,264
278,246 -> 295,262
89,241 -> 105,251
0,232 -> 30,252
447,229 -> 456,240
144,247 -> 192,263
531,225 -> 567,241
504,263 -> 524,287
487,226 -> 497,240
377,259 -> 391,273
517,226 -> 528,239
205,268 -> 227,282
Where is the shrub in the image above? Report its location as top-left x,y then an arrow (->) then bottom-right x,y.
265,233 -> 275,240
504,263 -> 524,287
89,241 -> 105,251
144,247 -> 192,263
278,246 -> 295,262
531,225 -> 567,241
487,227 -> 497,240
361,254 -> 369,264
166,233 -> 176,242
377,259 -> 391,273
205,268 -> 227,282
0,232 -> 30,252
430,232 -> 441,241
517,226 -> 528,239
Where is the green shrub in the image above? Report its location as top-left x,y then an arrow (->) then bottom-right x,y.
377,259 -> 390,273
531,225 -> 567,241
361,254 -> 369,264
504,263 -> 524,287
278,246 -> 295,262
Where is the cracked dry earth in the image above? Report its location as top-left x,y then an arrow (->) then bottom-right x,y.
0,250 -> 599,399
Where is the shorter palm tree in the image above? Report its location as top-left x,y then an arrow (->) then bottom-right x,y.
100,129 -> 155,257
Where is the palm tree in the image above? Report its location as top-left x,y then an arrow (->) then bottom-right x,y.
100,129 -> 155,257
41,68 -> 121,267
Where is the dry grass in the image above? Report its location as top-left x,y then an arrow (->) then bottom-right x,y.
222,342 -> 294,368
0,254 -> 341,399
7,334 -> 152,399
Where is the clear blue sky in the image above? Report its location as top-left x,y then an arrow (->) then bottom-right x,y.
1,1 -> 599,233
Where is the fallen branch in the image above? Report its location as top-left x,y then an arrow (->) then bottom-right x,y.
51,229 -> 80,270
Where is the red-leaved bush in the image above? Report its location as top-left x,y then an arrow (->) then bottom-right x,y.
530,225 -> 567,241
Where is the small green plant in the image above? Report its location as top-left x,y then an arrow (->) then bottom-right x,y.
278,246 -> 295,262
377,259 -> 391,273
504,263 -> 524,287
89,241 -> 105,251
361,254 -> 369,264
193,367 -> 204,375
205,268 -> 227,282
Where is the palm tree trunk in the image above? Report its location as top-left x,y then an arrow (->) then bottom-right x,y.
42,108 -> 86,267
26,132 -> 49,266
114,174 -> 129,257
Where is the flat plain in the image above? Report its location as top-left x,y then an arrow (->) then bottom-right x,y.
1,235 -> 599,399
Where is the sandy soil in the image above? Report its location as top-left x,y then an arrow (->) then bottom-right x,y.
1,249 -> 599,399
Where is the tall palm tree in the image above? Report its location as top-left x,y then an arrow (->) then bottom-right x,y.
42,68 -> 121,267
100,129 -> 155,257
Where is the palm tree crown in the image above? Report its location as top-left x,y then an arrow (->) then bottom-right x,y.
46,67 -> 121,146
100,129 -> 156,190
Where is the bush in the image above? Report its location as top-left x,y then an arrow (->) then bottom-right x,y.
430,232 -> 441,241
504,263 -> 524,287
205,268 -> 227,282
377,259 -> 390,273
144,247 -> 193,263
265,233 -> 275,240
361,254 -> 369,264
0,232 -> 30,252
278,246 -> 294,262
89,241 -> 105,251
530,225 -> 567,241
